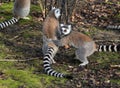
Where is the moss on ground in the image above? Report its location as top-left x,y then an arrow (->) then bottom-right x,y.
0,2 -> 13,21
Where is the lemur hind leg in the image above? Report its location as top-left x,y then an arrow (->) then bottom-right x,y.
75,48 -> 89,66
51,45 -> 58,63
42,43 -> 48,55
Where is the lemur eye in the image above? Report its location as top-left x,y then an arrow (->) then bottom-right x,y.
63,29 -> 67,33
56,10 -> 59,13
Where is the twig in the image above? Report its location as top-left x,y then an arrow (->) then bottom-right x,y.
71,0 -> 78,22
0,58 -> 39,62
110,65 -> 120,68
95,40 -> 120,42
65,0 -> 68,23
39,0 -> 45,18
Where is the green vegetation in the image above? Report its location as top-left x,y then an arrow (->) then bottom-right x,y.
31,4 -> 42,12
0,42 -> 8,59
115,14 -> 120,20
0,2 -> 13,21
111,79 -> 120,85
0,69 -> 43,88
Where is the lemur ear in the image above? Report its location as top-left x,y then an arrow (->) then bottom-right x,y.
52,7 -> 56,10
60,24 -> 64,27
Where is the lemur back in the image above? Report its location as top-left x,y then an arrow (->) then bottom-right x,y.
0,0 -> 30,29
43,14 -> 59,40
53,24 -> 120,66
42,7 -> 73,79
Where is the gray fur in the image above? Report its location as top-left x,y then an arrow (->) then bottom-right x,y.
13,0 -> 30,18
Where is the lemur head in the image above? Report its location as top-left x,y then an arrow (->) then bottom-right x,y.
49,7 -> 61,19
60,24 -> 72,36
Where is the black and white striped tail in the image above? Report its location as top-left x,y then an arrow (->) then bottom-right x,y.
43,47 -> 73,79
0,17 -> 18,29
98,44 -> 120,52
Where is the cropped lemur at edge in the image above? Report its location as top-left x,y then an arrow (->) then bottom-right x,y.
0,0 -> 30,29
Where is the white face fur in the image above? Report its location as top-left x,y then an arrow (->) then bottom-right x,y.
60,24 -> 72,36
51,7 -> 61,18
54,9 -> 61,19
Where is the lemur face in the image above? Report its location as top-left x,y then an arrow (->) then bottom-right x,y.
54,9 -> 61,19
60,24 -> 72,36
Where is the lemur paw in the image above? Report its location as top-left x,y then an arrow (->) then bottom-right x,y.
51,59 -> 56,64
79,61 -> 88,66
22,17 -> 30,20
52,61 -> 56,64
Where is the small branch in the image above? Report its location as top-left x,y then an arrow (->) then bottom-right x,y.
111,65 -> 120,68
95,40 -> 120,42
0,58 -> 39,62
39,0 -> 45,18
65,0 -> 68,23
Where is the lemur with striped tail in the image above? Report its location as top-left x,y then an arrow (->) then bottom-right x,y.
53,24 -> 120,66
42,7 -> 73,79
0,0 -> 30,29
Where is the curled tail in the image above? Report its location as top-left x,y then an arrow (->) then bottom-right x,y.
98,44 -> 120,52
43,47 -> 73,79
0,17 -> 18,29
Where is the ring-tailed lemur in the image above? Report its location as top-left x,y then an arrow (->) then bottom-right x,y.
0,0 -> 30,29
42,7 -> 61,63
53,24 -> 120,66
42,7 -> 73,79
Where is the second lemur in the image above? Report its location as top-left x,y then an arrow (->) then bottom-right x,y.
53,24 -> 120,66
0,0 -> 30,29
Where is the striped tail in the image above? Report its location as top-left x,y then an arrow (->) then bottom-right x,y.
43,47 -> 73,79
98,44 -> 120,52
0,17 -> 18,29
